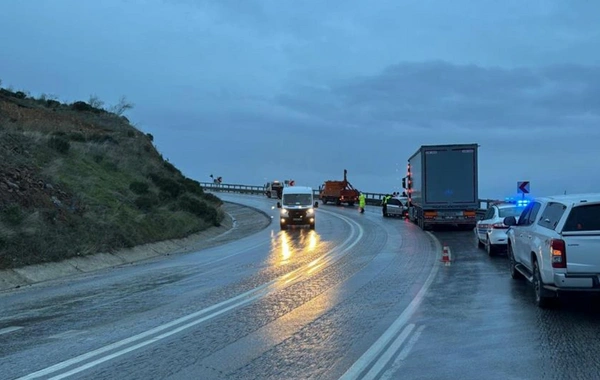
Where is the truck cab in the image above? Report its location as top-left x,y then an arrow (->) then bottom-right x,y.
277,186 -> 319,230
265,181 -> 284,199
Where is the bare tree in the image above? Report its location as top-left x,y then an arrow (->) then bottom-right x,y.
88,94 -> 105,109
110,96 -> 134,116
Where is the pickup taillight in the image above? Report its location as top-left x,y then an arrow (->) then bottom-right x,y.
492,223 -> 508,229
551,239 -> 567,268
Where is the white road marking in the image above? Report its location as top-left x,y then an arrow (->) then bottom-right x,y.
18,209 -> 364,380
339,231 -> 441,380
49,330 -> 86,340
380,325 -> 426,380
361,324 -> 415,380
0,326 -> 23,335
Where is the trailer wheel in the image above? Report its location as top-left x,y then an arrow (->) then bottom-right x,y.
347,202 -> 354,206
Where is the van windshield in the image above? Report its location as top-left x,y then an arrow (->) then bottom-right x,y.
283,194 -> 312,206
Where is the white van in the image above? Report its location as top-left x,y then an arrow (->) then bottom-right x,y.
277,186 -> 319,230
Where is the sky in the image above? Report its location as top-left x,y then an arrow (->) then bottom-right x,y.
1,0 -> 599,200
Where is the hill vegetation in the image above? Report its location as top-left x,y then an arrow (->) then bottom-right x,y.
0,84 -> 223,270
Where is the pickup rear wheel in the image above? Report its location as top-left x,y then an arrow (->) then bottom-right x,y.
533,260 -> 554,308
508,244 -> 523,280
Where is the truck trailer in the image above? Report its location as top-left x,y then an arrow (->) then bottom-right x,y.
402,144 -> 479,230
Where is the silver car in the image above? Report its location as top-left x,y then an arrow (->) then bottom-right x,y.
385,197 -> 408,218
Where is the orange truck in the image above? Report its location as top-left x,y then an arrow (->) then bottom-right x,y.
319,169 -> 360,206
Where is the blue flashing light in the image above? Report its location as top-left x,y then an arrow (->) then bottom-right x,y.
503,197 -> 531,208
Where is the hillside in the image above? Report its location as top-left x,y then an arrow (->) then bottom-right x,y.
0,86 -> 223,270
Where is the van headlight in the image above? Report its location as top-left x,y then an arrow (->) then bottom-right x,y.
306,208 -> 314,214
280,209 -> 288,216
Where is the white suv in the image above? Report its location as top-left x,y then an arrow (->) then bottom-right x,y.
504,193 -> 600,308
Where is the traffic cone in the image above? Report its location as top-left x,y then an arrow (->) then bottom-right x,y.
441,244 -> 451,263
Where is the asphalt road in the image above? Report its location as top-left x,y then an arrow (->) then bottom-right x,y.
0,194 -> 439,380
394,226 -> 600,380
3,194 -> 600,380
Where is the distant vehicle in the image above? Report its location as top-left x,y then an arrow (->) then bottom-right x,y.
277,186 -> 319,230
264,181 -> 284,199
402,144 -> 479,230
474,201 -> 526,255
384,196 -> 408,218
319,169 -> 360,206
504,193 -> 600,308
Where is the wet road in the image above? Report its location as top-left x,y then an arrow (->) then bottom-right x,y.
392,226 -> 600,380
3,195 -> 599,380
0,194 -> 439,379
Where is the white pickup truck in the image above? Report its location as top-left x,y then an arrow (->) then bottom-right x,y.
504,193 -> 600,308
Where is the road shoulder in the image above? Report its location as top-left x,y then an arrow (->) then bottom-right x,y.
0,201 -> 270,292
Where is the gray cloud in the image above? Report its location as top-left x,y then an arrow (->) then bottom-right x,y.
2,0 -> 600,198
277,62 -> 600,131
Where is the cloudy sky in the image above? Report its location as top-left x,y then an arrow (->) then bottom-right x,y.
1,0 -> 599,199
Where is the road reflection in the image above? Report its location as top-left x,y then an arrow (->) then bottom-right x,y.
268,229 -> 325,267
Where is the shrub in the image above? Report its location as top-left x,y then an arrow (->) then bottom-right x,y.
88,134 -> 118,145
134,194 -> 158,211
68,133 -> 86,142
149,173 -> 183,199
203,193 -> 222,205
71,101 -> 95,112
180,177 -> 204,195
48,136 -> 70,154
46,99 -> 61,108
177,196 -> 219,225
146,133 -> 154,142
127,130 -> 135,138
2,205 -> 25,226
129,181 -> 149,195
163,161 -> 180,175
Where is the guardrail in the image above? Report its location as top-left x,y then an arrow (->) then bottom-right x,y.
199,182 -> 496,216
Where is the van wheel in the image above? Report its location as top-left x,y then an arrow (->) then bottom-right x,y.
280,223 -> 287,231
309,222 -> 315,230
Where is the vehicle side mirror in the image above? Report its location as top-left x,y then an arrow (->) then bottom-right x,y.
276,202 -> 282,208
503,216 -> 517,226
314,201 -> 319,208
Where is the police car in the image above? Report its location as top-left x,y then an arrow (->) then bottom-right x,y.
475,199 -> 528,255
